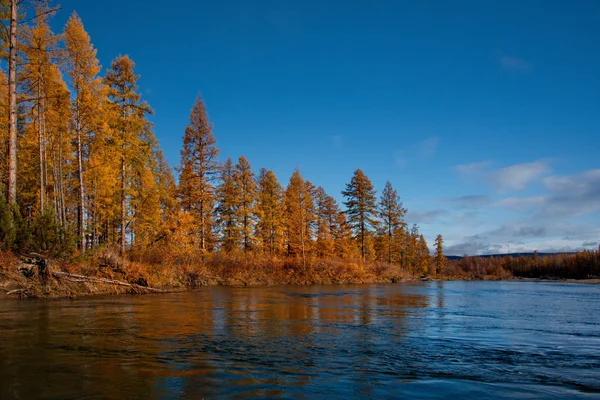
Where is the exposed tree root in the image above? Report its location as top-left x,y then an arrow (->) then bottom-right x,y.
51,271 -> 163,294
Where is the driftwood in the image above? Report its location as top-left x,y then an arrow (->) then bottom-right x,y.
51,271 -> 163,293
8,253 -> 163,296
6,288 -> 33,297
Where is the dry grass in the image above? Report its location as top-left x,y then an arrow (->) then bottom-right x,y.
129,249 -> 421,288
1,247 -> 525,300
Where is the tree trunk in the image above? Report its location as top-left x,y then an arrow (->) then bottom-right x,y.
6,0 -> 18,204
38,71 -> 45,211
77,128 -> 85,253
200,199 -> 205,251
299,192 -> 306,271
59,127 -> 66,226
388,224 -> 392,264
120,155 -> 126,255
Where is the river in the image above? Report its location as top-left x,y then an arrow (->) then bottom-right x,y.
1,282 -> 599,399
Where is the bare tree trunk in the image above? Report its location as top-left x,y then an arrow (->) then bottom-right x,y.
6,0 -> 18,204
120,155 -> 125,255
59,127 -> 66,226
388,225 -> 392,264
130,204 -> 135,248
361,220 -> 365,261
38,73 -> 45,211
299,192 -> 306,271
43,107 -> 48,210
77,128 -> 85,253
200,199 -> 205,251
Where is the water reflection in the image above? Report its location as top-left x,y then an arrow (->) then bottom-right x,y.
1,282 -> 599,399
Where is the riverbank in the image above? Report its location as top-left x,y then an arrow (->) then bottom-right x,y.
2,251 -> 598,300
513,277 -> 600,284
0,250 -> 420,299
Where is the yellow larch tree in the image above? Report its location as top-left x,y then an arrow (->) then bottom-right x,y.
104,55 -> 153,254
255,168 -> 284,256
234,155 -> 257,253
215,157 -> 241,253
63,12 -> 107,252
314,186 -> 337,259
342,169 -> 378,261
284,169 -> 315,268
179,95 -> 219,252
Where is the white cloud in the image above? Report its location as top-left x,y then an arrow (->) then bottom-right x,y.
490,161 -> 550,191
495,169 -> 600,218
495,196 -> 545,210
455,160 -> 550,191
445,221 -> 600,256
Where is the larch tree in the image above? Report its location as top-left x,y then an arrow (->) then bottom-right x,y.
315,186 -> 337,259
130,134 -> 165,248
19,8 -> 58,213
434,234 -> 446,277
179,95 -> 219,252
378,181 -> 406,264
104,55 -> 153,254
45,66 -> 71,227
2,0 -> 18,204
255,168 -> 284,256
416,234 -> 431,276
235,156 -> 256,253
284,169 -> 315,268
63,12 -> 107,252
0,69 -> 8,192
215,157 -> 240,253
333,211 -> 355,259
342,169 -> 378,261
404,223 -> 420,273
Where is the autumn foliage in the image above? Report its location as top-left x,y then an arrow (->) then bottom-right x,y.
2,4 -> 597,292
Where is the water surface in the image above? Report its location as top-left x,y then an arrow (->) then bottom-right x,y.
1,282 -> 599,399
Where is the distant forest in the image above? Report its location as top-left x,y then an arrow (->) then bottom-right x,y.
0,2 -> 598,291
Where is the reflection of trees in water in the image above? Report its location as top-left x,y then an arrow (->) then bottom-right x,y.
0,285 -> 431,399
436,281 -> 445,313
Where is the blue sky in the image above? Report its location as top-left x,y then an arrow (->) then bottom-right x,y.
51,0 -> 600,255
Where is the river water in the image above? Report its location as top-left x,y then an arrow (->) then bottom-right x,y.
1,282 -> 599,399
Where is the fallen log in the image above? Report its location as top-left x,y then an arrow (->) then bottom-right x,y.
52,271 -> 163,293
6,288 -> 33,297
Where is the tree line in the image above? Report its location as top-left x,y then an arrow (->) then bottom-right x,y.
0,2 -> 446,277
449,250 -> 600,280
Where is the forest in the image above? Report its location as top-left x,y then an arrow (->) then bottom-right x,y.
0,2 -> 598,297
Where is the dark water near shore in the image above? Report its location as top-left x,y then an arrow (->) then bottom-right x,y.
1,282 -> 599,399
